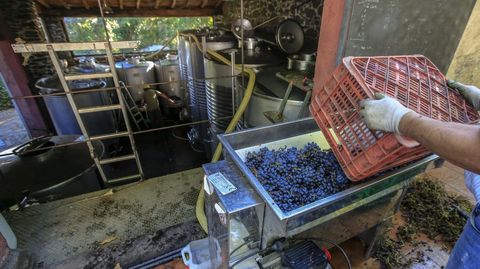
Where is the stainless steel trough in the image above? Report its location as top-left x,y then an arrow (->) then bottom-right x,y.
204,117 -> 440,268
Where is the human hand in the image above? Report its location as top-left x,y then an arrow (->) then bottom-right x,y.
359,93 -> 414,134
465,170 -> 480,202
447,80 -> 480,111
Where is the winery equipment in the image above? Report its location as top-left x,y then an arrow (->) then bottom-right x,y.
287,52 -> 316,75
0,136 -> 104,210
154,54 -> 184,102
232,19 -> 305,54
177,29 -> 235,153
36,76 -> 116,136
238,66 -> 309,128
204,39 -> 284,148
202,118 -> 439,268
115,57 -> 156,102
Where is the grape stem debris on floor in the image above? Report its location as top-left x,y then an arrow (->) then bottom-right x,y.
373,175 -> 473,269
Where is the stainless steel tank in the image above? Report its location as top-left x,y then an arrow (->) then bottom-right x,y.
204,43 -> 284,135
178,29 -> 235,122
154,54 -> 183,101
177,29 -> 235,156
36,76 -> 116,136
0,135 -> 104,210
238,67 -> 308,128
115,57 -> 156,102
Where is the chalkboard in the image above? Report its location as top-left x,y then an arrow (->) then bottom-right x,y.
340,0 -> 476,73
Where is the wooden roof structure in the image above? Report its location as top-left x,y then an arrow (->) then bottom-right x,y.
35,0 -> 223,17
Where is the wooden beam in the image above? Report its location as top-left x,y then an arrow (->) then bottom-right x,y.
155,0 -> 162,9
36,0 -> 51,8
201,0 -> 208,8
60,0 -> 71,9
38,7 -> 218,17
81,0 -> 90,9
119,0 -> 124,9
171,0 -> 176,8
136,0 -> 141,9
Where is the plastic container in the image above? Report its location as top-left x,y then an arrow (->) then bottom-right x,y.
310,55 -> 479,181
181,238 -> 221,269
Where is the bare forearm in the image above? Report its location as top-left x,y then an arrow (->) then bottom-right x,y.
399,112 -> 480,173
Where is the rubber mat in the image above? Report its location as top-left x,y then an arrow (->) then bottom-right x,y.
3,168 -> 203,267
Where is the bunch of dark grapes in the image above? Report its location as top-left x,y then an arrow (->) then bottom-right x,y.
245,143 -> 350,213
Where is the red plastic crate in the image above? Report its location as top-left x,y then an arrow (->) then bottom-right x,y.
310,55 -> 479,181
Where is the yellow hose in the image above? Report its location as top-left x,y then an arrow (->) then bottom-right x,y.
182,34 -> 257,233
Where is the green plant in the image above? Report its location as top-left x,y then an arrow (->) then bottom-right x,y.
0,78 -> 13,111
63,16 -> 213,54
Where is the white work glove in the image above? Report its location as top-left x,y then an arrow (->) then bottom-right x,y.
465,171 -> 480,202
447,80 -> 480,111
359,93 -> 413,134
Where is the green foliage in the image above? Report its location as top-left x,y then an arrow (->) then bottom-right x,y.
0,78 -> 13,111
64,17 -> 213,52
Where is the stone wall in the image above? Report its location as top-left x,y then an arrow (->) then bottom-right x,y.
0,0 -> 53,90
221,0 -> 324,46
44,17 -> 69,43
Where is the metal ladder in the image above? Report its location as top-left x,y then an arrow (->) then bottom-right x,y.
12,41 -> 145,185
119,81 -> 148,130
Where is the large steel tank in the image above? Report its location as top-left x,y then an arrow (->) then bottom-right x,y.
178,29 -> 235,123
177,29 -> 235,155
154,54 -> 184,102
204,40 -> 284,136
115,57 -> 156,102
36,76 -> 116,136
0,135 -> 104,210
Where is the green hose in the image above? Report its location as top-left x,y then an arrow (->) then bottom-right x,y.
182,34 -> 257,233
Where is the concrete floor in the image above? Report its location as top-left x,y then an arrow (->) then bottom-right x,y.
3,168 -> 205,268
2,160 -> 471,269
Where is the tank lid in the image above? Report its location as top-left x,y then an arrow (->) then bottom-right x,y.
71,57 -> 110,74
0,136 -> 103,209
115,57 -> 154,69
35,76 -> 106,94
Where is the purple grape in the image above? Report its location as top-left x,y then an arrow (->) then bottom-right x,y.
245,143 -> 351,212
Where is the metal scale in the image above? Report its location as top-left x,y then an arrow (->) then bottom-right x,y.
202,118 -> 439,268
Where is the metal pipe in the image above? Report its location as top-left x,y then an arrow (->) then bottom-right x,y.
230,50 -> 236,115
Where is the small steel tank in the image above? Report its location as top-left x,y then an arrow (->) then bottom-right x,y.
36,76 -> 116,136
155,54 -> 183,101
115,57 -> 156,102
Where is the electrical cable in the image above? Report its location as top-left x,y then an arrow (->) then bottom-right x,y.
229,241 -> 249,256
0,115 -> 233,158
190,143 -> 205,153
229,250 -> 257,268
292,237 -> 352,269
171,129 -> 189,141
